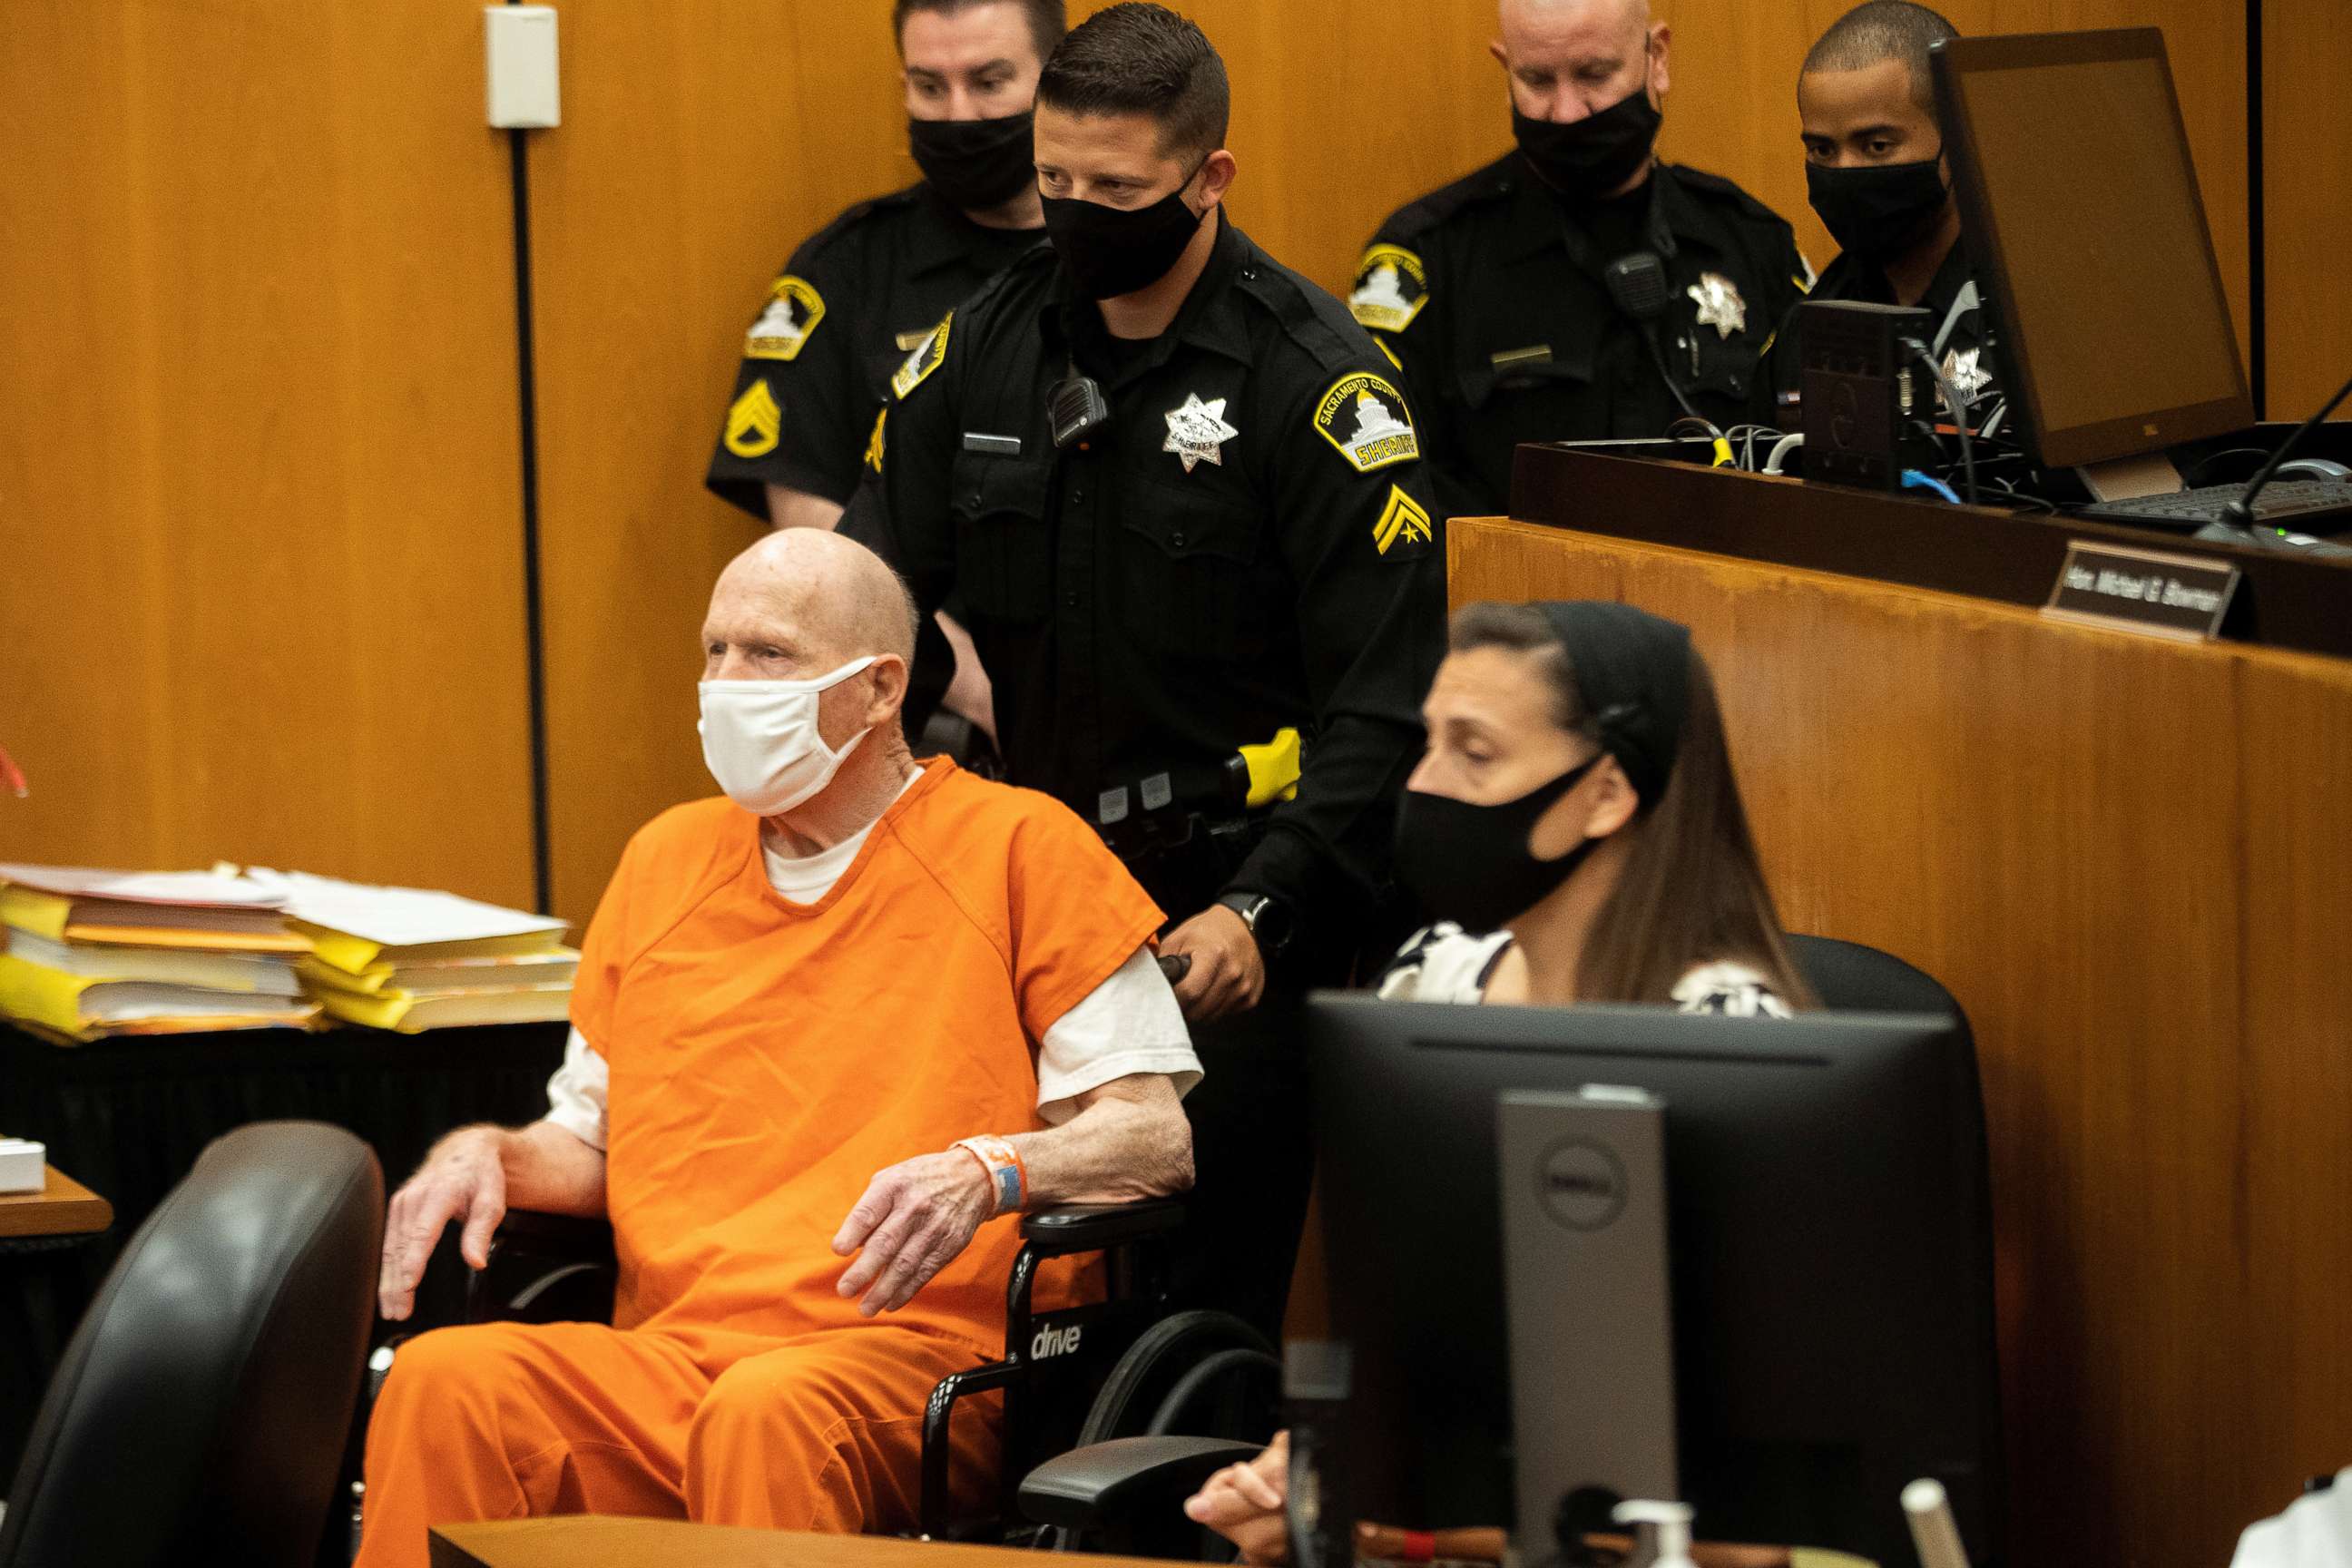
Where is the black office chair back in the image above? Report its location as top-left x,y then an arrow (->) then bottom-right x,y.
1789,933 -> 1969,1026
0,1122 -> 384,1568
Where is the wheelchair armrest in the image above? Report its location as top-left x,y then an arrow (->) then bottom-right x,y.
492,1208 -> 615,1259
468,1209 -> 618,1326
1018,1435 -> 1265,1530
1017,1199 -> 1184,1258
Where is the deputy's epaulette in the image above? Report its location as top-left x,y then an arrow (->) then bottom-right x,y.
1663,164 -> 1796,231
1235,247 -> 1361,371
1377,152 -> 1521,241
795,183 -> 926,263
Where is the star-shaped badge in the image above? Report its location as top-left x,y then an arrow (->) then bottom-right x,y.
1941,346 -> 1992,411
1687,271 -> 1748,340
1163,393 -> 1240,474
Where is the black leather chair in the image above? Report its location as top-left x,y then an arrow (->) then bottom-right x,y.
0,1122 -> 384,1568
1787,933 -> 1969,1022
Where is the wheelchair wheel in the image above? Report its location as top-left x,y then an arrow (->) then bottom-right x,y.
1074,1308 -> 1281,1450
1046,1310 -> 1281,1558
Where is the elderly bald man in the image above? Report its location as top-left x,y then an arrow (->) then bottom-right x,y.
1348,0 -> 1807,521
357,530 -> 1201,1566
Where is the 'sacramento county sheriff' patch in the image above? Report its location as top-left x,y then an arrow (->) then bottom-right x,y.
746,276 -> 826,362
1348,244 -> 1428,334
892,314 -> 952,399
1314,373 -> 1419,474
725,379 -> 782,458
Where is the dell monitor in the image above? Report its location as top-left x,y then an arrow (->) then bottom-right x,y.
1305,997 -> 2004,1568
1931,28 -> 2252,495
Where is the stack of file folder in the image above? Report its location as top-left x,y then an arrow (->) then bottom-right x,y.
0,866 -> 317,1042
262,871 -> 575,1033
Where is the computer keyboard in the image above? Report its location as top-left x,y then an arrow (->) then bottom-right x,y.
2076,479 -> 2352,531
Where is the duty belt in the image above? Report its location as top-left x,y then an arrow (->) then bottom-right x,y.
1088,730 -> 1304,916
1088,729 -> 1304,862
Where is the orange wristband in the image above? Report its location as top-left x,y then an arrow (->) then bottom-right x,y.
953,1134 -> 1028,1214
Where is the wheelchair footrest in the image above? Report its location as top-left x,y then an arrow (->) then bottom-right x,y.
1017,1434 -> 1266,1530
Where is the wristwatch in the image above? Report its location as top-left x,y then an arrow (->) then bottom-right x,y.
1216,892 -> 1297,956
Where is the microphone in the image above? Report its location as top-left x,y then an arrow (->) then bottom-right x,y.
1602,253 -> 1720,441
2221,366 -> 2352,530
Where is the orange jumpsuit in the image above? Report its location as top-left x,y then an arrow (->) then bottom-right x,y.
358,760 -> 1162,1566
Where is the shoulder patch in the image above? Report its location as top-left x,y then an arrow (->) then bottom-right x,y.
1372,484 -> 1433,556
863,407 -> 887,474
746,275 -> 826,362
1313,372 -> 1419,474
1348,244 -> 1429,334
891,313 -> 952,400
725,378 -> 781,458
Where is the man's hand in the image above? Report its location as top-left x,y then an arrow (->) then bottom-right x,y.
378,1126 -> 511,1322
831,1151 -> 998,1317
936,610 -> 998,743
1161,903 -> 1264,1023
1184,1429 -> 1291,1564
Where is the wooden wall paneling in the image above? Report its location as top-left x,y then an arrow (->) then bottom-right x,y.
1446,518 -> 2289,1568
2261,0 -> 2352,419
2238,650 -> 2352,1504
528,2 -> 908,922
0,0 -> 536,908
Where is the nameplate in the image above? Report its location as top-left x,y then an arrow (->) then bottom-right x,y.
962,432 -> 1022,457
2042,540 -> 2240,642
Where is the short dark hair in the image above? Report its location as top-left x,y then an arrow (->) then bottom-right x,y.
1036,3 -> 1230,162
893,0 -> 1066,66
1802,1 -> 1961,116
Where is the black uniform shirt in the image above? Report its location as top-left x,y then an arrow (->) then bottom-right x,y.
705,183 -> 1044,519
1349,154 -> 1808,520
1770,240 -> 1998,416
844,214 -> 1446,929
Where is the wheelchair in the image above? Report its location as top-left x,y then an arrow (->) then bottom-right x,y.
358,1197 -> 1282,1561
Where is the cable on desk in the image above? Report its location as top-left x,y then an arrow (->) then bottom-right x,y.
1902,470 -> 1964,505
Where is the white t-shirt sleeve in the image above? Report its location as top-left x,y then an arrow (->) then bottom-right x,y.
1034,945 -> 1202,1126
543,1025 -> 610,1152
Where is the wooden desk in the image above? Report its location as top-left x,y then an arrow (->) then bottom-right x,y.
431,1520 -> 1169,1568
1466,452 -> 2352,1568
0,1164 -> 110,1241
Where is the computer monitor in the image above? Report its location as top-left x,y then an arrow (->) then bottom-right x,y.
1932,29 -> 2252,483
1305,996 -> 2004,1568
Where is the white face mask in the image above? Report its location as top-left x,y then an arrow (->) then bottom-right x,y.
698,657 -> 878,817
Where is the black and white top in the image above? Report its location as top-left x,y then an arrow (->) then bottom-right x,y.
1376,924 -> 1794,1016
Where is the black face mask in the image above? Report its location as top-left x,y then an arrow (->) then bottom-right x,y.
1807,156 -> 1950,263
1041,169 -> 1208,301
1513,83 -> 1662,200
1393,754 -> 1605,935
909,113 -> 1038,212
